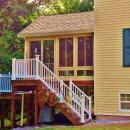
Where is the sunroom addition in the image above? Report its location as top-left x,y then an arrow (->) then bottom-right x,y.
26,33 -> 93,81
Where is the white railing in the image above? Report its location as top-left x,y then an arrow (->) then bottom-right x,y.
70,80 -> 92,121
12,55 -> 91,123
12,58 -> 36,80
38,60 -> 84,119
44,63 -> 54,72
0,74 -> 12,92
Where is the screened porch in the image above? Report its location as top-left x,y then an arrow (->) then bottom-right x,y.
25,33 -> 94,81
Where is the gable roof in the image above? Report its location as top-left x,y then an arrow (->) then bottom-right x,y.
18,11 -> 94,37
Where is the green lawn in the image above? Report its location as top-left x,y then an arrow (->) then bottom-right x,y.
35,124 -> 130,130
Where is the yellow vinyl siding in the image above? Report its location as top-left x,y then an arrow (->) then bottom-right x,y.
95,0 -> 130,115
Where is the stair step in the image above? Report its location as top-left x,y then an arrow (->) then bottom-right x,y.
61,103 -> 69,109
59,108 -> 80,125
67,111 -> 80,119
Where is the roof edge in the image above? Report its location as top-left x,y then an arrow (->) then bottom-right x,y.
17,28 -> 94,38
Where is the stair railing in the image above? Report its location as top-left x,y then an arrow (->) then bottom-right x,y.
12,55 -> 91,123
12,58 -> 37,80
69,80 -> 92,121
44,63 -> 54,72
38,60 -> 83,117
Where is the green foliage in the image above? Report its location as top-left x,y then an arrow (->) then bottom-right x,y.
0,30 -> 24,73
0,0 -> 38,73
40,0 -> 94,15
0,0 -> 94,73
79,0 -> 94,12
0,0 -> 37,32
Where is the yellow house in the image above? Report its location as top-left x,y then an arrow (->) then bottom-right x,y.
9,12 -> 94,125
95,0 -> 130,120
18,12 -> 94,91
2,0 -> 130,127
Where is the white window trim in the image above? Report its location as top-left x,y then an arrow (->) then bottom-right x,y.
118,92 -> 130,112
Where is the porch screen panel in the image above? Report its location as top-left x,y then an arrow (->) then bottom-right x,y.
78,37 -> 85,66
59,38 -> 66,67
67,38 -> 73,66
86,36 -> 93,66
43,40 -> 54,64
29,41 -> 41,59
78,36 -> 93,66
59,38 -> 73,67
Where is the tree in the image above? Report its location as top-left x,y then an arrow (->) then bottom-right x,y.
79,0 -> 94,12
0,0 -> 94,73
0,0 -> 40,33
0,31 -> 23,73
40,0 -> 94,15
0,0 -> 38,73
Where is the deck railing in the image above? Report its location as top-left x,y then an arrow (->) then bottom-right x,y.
0,74 -> 12,92
12,56 -> 92,123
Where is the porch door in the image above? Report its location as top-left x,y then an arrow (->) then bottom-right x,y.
29,41 -> 41,59
43,40 -> 54,71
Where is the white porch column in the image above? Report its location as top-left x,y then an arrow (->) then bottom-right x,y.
60,80 -> 63,95
35,55 -> 40,79
12,58 -> 16,80
69,79 -> 72,97
88,96 -> 92,120
81,95 -> 85,123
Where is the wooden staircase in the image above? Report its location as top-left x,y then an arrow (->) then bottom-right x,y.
11,56 -> 92,125
38,82 -> 81,125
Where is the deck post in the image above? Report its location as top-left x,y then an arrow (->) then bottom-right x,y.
88,97 -> 92,120
60,80 -> 64,100
1,101 -> 5,128
11,93 -> 15,128
34,90 -> 38,126
20,92 -> 24,127
81,95 -> 85,123
35,55 -> 40,79
69,79 -> 72,97
12,58 -> 16,80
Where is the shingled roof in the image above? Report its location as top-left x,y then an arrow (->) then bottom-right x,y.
18,11 -> 94,37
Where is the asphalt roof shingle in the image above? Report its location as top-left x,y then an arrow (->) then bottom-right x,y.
18,11 -> 94,37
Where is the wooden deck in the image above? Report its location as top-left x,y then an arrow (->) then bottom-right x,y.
0,80 -> 42,128
0,78 -> 92,128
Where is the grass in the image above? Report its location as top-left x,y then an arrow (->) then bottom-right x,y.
35,123 -> 130,130
1,122 -> 130,130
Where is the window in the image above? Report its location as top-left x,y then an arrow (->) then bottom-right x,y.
119,93 -> 130,111
59,70 -> 74,76
123,29 -> 130,67
43,40 -> 54,64
59,38 -> 73,67
78,36 -> 93,66
29,41 -> 41,58
77,70 -> 93,76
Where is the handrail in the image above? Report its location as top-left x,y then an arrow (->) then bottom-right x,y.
70,80 -> 92,120
44,63 -> 54,72
12,56 -> 92,123
38,60 -> 83,117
